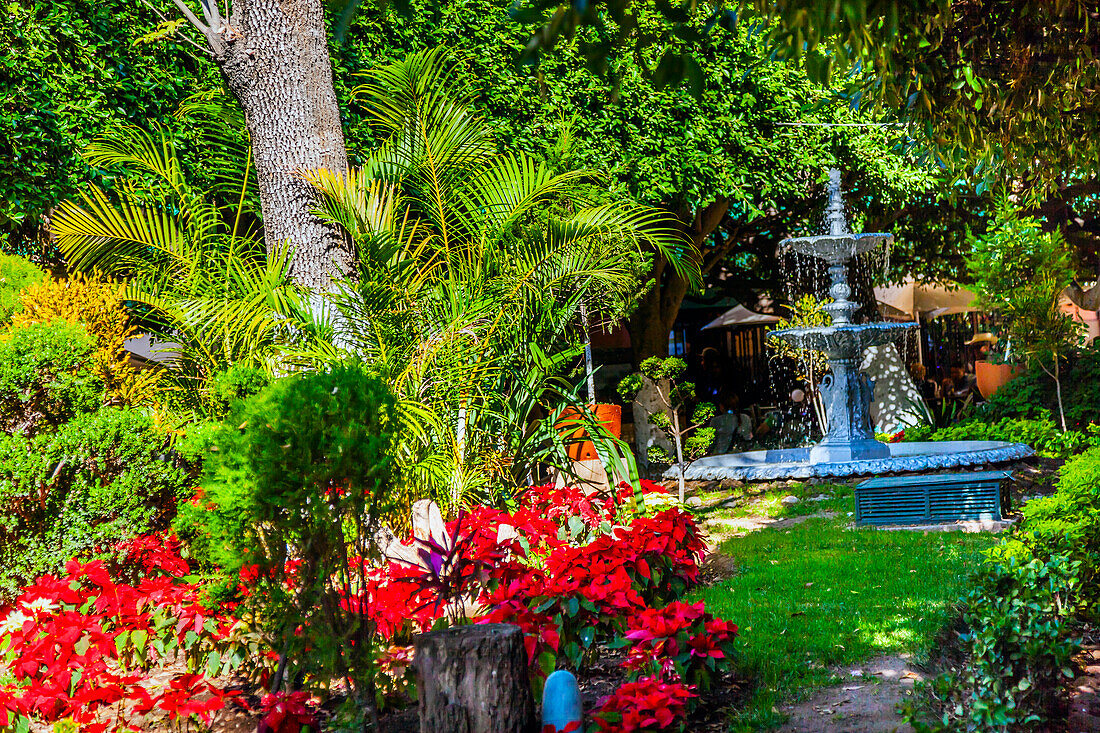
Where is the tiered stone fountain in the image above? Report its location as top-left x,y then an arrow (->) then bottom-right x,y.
678,170 -> 1032,482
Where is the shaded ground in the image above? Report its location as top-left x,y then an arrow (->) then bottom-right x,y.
1068,639 -> 1100,733
776,655 -> 922,733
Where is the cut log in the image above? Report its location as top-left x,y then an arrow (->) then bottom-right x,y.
415,623 -> 534,733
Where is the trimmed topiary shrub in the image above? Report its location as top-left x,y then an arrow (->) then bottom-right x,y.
175,362 -> 399,707
0,319 -> 103,435
12,272 -> 159,407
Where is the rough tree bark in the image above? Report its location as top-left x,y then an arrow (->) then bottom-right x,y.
628,198 -> 729,364
415,624 -> 535,733
171,0 -> 354,290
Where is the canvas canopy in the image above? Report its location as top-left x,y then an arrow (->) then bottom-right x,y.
701,304 -> 781,330
874,278 -> 978,321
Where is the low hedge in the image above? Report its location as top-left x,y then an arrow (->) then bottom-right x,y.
903,415 -> 1093,459
910,447 -> 1100,730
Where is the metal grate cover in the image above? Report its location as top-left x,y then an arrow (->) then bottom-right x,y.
855,471 -> 1010,525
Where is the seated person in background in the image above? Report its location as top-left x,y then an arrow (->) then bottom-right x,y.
947,363 -> 977,400
707,389 -> 754,454
909,363 -> 939,400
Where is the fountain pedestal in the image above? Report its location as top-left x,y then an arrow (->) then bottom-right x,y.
809,356 -> 890,463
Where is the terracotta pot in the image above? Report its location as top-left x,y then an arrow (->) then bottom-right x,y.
975,360 -> 1025,400
560,404 -> 622,461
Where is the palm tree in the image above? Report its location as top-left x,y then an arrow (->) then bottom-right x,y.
51,100 -> 316,416
301,49 -> 700,510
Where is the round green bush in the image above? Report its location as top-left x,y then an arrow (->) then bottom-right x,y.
0,254 -> 46,324
0,408 -> 190,596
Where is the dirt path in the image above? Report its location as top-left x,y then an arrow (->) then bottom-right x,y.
776,655 -> 922,733
701,511 -> 839,544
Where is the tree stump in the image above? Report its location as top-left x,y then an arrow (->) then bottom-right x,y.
415,623 -> 534,733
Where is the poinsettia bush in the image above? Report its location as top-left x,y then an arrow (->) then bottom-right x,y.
617,600 -> 738,692
356,479 -> 734,730
0,475 -> 735,733
589,676 -> 696,732
0,536 -> 237,733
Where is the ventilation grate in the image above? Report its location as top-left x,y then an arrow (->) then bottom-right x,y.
855,471 -> 1009,526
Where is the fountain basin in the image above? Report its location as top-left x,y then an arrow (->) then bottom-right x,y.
768,321 -> 917,354
670,441 -> 1033,482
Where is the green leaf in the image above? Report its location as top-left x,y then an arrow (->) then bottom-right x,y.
205,650 -> 221,677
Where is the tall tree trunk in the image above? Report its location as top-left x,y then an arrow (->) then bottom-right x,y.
627,198 -> 728,365
175,0 -> 354,291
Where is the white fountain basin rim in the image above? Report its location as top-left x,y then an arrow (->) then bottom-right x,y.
769,322 -> 917,338
670,441 -> 1033,482
781,232 -> 894,260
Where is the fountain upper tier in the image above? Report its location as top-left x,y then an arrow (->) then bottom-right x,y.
769,321 -> 916,357
781,232 -> 894,266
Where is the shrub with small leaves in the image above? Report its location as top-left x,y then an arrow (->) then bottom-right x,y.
618,357 -> 714,502
0,407 -> 190,597
910,552 -> 1079,731
0,319 -> 103,435
0,254 -> 46,324
204,364 -> 271,419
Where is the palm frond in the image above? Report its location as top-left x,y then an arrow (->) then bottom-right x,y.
83,126 -> 186,196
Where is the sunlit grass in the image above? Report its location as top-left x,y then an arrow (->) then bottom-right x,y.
692,515 -> 996,730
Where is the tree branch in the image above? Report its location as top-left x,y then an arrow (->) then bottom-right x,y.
138,0 -> 207,53
169,0 -> 210,34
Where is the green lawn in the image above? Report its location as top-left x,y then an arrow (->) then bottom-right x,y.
693,513 -> 996,730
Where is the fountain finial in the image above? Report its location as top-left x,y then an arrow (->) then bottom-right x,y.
825,168 -> 848,236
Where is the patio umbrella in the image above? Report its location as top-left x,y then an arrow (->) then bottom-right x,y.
874,278 -> 978,320
701,304 -> 781,330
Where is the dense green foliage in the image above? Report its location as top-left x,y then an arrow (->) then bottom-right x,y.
983,344 -> 1100,432
338,0 -> 955,295
904,416 -> 1093,460
0,255 -> 46,323
966,203 -> 1081,432
0,0 -> 216,246
1016,448 -> 1100,608
52,123 -> 309,412
203,364 -> 271,419
0,271 -> 189,598
911,447 -> 1100,729
176,363 -> 397,705
914,554 -> 1080,731
0,319 -> 103,434
517,0 -> 1100,188
0,407 -> 190,596
302,50 -> 663,507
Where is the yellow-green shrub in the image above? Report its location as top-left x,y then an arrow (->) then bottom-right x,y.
12,274 -> 159,407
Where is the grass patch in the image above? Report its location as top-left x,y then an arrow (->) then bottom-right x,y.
692,480 -> 854,524
693,517 -> 996,730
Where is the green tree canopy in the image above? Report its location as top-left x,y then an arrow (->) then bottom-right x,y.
337,0 -> 946,359
0,0 -> 218,252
